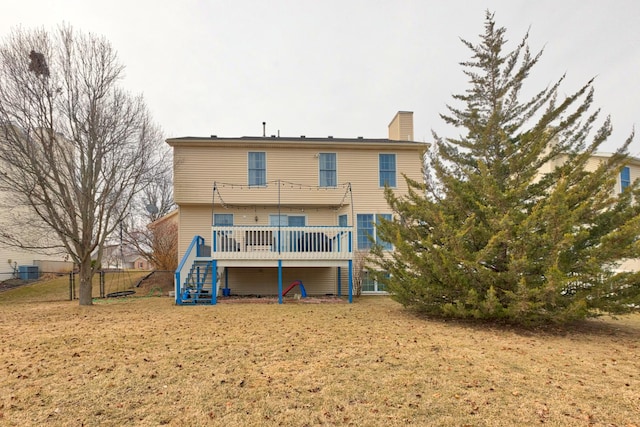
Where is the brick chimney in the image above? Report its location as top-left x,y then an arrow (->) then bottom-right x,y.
388,111 -> 414,141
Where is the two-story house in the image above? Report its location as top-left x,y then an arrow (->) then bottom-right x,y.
168,111 -> 426,304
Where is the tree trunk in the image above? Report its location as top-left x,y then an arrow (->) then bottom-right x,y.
78,263 -> 93,306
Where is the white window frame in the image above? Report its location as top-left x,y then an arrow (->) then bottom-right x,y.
379,153 -> 397,188
319,152 -> 337,187
357,213 -> 392,250
361,270 -> 389,293
269,214 -> 307,226
248,151 -> 267,186
621,166 -> 631,192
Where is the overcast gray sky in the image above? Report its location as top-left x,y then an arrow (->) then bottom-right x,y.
3,0 -> 640,153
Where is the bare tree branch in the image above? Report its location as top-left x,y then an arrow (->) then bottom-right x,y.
0,25 -> 165,305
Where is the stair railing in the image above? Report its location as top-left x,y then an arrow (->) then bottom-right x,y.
175,235 -> 205,304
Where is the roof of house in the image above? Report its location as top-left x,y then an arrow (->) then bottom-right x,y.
148,209 -> 178,229
166,135 -> 428,150
592,151 -> 640,165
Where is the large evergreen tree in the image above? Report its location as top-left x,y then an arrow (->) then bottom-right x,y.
371,13 -> 640,324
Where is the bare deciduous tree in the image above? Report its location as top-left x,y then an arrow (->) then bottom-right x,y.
148,218 -> 178,271
0,25 -> 164,305
121,150 -> 176,270
123,213 -> 179,272
139,149 -> 175,223
351,250 -> 369,297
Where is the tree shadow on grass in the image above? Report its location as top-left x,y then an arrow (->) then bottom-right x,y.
402,307 -> 640,339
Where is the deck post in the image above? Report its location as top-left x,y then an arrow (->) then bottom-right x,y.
348,259 -> 353,303
211,260 -> 217,305
278,260 -> 283,304
175,271 -> 181,304
337,266 -> 342,296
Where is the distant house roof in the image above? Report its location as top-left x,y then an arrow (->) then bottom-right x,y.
592,151 -> 640,165
148,209 -> 178,229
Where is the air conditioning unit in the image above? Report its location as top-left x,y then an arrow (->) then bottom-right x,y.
18,265 -> 39,280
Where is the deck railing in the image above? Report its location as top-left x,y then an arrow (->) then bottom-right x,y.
211,226 -> 352,260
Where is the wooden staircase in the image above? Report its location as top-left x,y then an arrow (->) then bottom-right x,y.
179,260 -> 218,304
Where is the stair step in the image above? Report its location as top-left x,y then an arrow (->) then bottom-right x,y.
181,299 -> 213,304
178,259 -> 220,305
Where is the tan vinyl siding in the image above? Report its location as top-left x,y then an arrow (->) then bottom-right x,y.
225,266 -> 336,295
173,146 -> 245,204
172,141 -> 424,206
618,258 -> 640,272
537,153 -> 567,176
177,205 -> 211,257
174,145 -> 345,205
584,155 -> 640,196
538,153 -> 640,196
345,148 -> 422,214
388,111 -> 414,141
399,119 -> 413,141
175,140 -> 425,257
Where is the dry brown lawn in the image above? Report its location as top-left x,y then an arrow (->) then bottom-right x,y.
0,287 -> 639,426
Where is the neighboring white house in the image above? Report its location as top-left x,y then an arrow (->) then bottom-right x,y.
94,244 -> 152,270
539,150 -> 640,272
589,152 -> 640,272
0,127 -> 73,280
0,210 -> 72,281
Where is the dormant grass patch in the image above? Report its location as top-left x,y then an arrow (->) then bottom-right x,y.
0,270 -> 149,303
0,289 -> 638,426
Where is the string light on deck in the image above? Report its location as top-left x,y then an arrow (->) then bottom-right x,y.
210,180 -> 353,218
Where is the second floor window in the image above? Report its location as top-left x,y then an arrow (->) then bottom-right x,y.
379,153 -> 396,187
248,152 -> 266,186
621,166 -> 631,192
319,153 -> 337,187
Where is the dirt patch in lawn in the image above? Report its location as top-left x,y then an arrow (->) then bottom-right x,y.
134,270 -> 175,295
0,278 -> 31,292
217,295 -> 347,304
